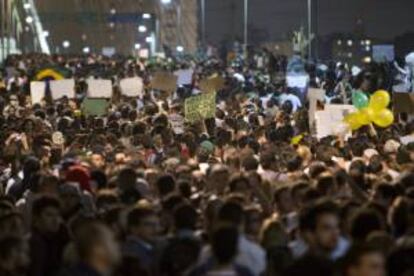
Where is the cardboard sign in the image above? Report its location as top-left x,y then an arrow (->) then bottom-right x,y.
307,88 -> 325,102
174,69 -> 193,86
81,98 -> 109,116
199,76 -> 225,93
394,92 -> 414,113
169,114 -> 185,134
119,77 -> 144,97
30,81 -> 46,104
50,79 -> 75,100
185,92 -> 216,123
151,72 -> 178,93
87,79 -> 113,98
308,88 -> 326,133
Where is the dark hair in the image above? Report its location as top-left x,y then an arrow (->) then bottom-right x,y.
316,173 -> 337,196
387,246 -> 414,276
127,205 -> 156,229
156,174 -> 176,197
217,201 -> 245,227
32,195 -> 61,218
350,207 -> 385,243
285,254 -> 334,276
341,243 -> 383,274
299,199 -> 339,232
75,222 -> 113,260
242,155 -> 259,171
228,174 -> 250,193
91,170 -> 108,190
117,167 -> 137,191
173,204 -> 198,231
211,225 -> 239,264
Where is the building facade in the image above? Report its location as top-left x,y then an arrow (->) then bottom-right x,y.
34,0 -> 198,56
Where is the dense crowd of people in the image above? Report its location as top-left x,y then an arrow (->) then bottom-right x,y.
0,50 -> 414,276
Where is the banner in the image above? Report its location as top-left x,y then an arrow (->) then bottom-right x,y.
174,69 -> 193,86
87,79 -> 113,98
151,72 -> 177,93
199,75 -> 225,93
394,92 -> 414,113
30,81 -> 46,104
81,98 -> 109,116
185,91 -> 217,122
119,77 -> 144,97
50,79 -> 75,100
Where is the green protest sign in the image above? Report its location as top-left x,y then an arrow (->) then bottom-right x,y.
81,98 -> 109,116
185,92 -> 216,123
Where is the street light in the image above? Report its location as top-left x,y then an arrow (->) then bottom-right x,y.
25,16 -> 34,24
83,47 -> 90,54
200,0 -> 206,46
307,0 -> 312,59
138,25 -> 147,33
161,0 -> 172,4
134,43 -> 141,50
243,0 -> 248,53
24,3 -> 31,9
176,45 -> 184,52
62,41 -> 70,48
143,13 -> 151,19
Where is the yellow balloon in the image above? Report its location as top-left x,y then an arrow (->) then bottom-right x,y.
356,107 -> 375,125
344,112 -> 363,130
369,90 -> 390,111
372,109 -> 394,128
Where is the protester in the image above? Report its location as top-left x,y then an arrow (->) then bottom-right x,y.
0,49 -> 413,276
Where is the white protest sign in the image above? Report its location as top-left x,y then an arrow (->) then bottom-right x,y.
119,77 -> 144,97
30,81 -> 46,104
286,75 -> 309,88
174,69 -> 193,86
169,114 -> 185,134
50,79 -> 75,100
400,135 -> 414,145
315,104 -> 356,140
87,79 -> 113,98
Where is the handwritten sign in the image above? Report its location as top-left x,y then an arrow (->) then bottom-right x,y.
30,81 -> 46,104
185,92 -> 216,123
81,98 -> 109,116
87,79 -> 113,98
199,75 -> 225,93
50,79 -> 75,100
314,104 -> 356,140
120,77 -> 144,97
174,69 -> 193,86
151,72 -> 177,93
394,92 -> 414,114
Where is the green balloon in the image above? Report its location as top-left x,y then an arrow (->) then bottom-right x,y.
352,91 -> 369,109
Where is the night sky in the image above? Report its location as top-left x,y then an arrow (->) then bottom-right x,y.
204,0 -> 414,44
